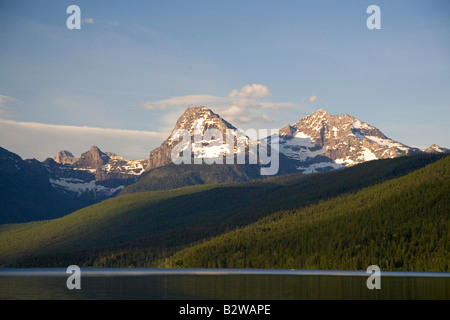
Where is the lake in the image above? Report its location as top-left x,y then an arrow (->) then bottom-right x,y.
0,268 -> 448,300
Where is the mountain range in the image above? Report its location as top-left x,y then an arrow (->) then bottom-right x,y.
0,106 -> 448,224
146,106 -> 441,174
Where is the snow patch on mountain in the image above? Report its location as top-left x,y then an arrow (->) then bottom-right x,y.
364,135 -> 410,152
50,178 -> 124,197
297,161 -> 344,174
360,147 -> 378,161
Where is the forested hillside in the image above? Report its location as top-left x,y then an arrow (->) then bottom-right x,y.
166,156 -> 450,271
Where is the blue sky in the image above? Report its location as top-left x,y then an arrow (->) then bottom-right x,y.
0,0 -> 449,160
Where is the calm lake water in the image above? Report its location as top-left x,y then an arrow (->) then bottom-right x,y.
0,268 -> 449,300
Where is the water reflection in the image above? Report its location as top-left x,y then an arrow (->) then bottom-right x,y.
0,268 -> 448,300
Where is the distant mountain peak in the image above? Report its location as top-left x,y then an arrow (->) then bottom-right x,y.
294,108 -> 333,128
89,146 -> 102,153
77,146 -> 109,169
174,106 -> 236,133
55,150 -> 74,158
54,150 -> 78,165
0,146 -> 22,162
148,106 -> 249,170
303,108 -> 330,119
276,109 -> 424,173
313,108 -> 329,115
180,106 -> 217,118
423,144 -> 450,154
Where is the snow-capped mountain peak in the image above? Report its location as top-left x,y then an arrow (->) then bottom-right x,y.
422,144 -> 450,154
148,106 -> 254,170
173,106 -> 237,134
49,146 -> 148,199
274,109 -> 424,173
147,107 -> 448,175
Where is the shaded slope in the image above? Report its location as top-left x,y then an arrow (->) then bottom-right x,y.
0,147 -> 101,224
120,163 -> 263,194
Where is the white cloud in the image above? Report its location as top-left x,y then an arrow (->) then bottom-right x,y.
228,84 -> 271,99
262,114 -> 272,123
220,105 -> 252,123
139,84 -> 299,127
82,18 -> 94,24
140,85 -> 285,110
309,95 -> 317,102
0,94 -> 14,107
0,119 -> 167,161
140,94 -> 228,110
220,105 -> 241,117
221,84 -> 292,124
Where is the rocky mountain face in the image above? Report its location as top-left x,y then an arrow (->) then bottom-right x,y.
53,146 -> 148,180
54,150 -> 78,165
148,106 -> 253,170
54,146 -> 148,179
270,109 -> 425,173
140,106 -> 293,189
48,146 -> 148,199
422,144 -> 450,154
